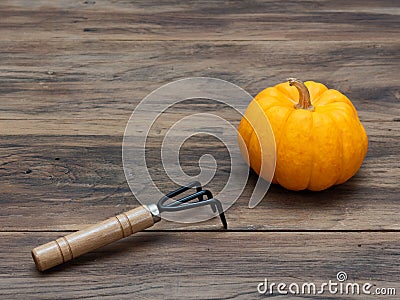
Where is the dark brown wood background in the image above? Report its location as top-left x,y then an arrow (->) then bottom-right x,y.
0,0 -> 399,299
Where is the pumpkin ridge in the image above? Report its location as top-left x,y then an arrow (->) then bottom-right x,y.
275,84 -> 298,102
271,86 -> 298,106
239,116 -> 253,151
305,111 -> 315,190
309,89 -> 327,106
274,108 -> 295,184
312,90 -> 329,106
327,107 -> 362,184
240,111 -> 261,173
304,81 -> 328,104
271,92 -> 297,107
324,111 -> 344,185
256,94 -> 292,110
255,89 -> 293,107
316,102 -> 356,122
247,127 -> 258,172
341,94 -> 358,117
315,90 -> 357,118
272,106 -> 294,150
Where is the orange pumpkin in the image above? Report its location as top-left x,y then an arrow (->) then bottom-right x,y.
238,78 -> 368,191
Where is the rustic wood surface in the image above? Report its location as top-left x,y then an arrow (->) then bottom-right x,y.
0,0 -> 399,299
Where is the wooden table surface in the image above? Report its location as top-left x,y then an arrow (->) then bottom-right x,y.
1,0 -> 399,299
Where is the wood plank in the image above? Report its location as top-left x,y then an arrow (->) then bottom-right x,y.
0,0 -> 399,41
1,40 -> 398,123
0,232 -> 399,299
0,125 -> 398,231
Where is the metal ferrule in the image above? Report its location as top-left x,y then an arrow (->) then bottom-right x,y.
146,203 -> 161,223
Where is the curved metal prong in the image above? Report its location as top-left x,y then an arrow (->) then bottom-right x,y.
157,183 -> 228,229
160,198 -> 227,229
159,181 -> 202,207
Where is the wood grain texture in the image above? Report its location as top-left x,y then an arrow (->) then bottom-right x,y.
1,232 -> 400,299
0,0 -> 399,42
0,39 -> 398,231
0,0 -> 399,298
0,131 -> 398,231
0,40 -> 398,123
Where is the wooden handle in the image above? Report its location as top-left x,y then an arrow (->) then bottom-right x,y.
31,206 -> 155,271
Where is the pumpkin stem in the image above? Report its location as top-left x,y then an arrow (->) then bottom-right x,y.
288,78 -> 314,111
